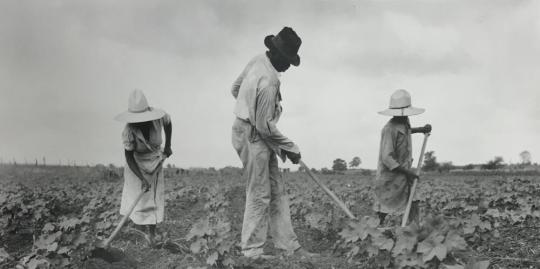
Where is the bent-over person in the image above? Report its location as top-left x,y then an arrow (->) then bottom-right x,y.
114,89 -> 172,246
373,89 -> 431,225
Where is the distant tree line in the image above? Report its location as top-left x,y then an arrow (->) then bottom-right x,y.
422,150 -> 535,172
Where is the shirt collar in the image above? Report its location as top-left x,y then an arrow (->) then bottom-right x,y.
263,54 -> 281,78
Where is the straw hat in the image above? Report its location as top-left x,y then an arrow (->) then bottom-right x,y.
378,89 -> 425,116
114,90 -> 165,123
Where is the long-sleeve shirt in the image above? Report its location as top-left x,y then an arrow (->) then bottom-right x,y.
377,117 -> 413,175
231,54 -> 299,161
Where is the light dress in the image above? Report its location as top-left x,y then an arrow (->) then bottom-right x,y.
119,114 -> 170,225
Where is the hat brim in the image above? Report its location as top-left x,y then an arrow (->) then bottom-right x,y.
264,35 -> 300,66
114,108 -> 165,123
378,107 -> 425,116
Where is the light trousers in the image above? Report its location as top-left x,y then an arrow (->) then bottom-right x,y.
232,118 -> 300,257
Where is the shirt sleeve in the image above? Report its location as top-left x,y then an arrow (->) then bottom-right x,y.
255,85 -> 299,160
231,72 -> 244,99
122,125 -> 135,151
380,127 -> 400,170
231,57 -> 256,99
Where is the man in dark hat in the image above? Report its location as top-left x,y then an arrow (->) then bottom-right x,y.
231,27 -> 316,259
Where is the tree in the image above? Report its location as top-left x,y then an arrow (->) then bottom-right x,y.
423,151 -> 439,171
463,164 -> 475,170
349,157 -> 362,168
438,162 -> 454,173
321,168 -> 333,174
482,156 -> 505,170
332,158 -> 347,172
520,151 -> 531,165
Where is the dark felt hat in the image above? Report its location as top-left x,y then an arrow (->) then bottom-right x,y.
264,27 -> 302,66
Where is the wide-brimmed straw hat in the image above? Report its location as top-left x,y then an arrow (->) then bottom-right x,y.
114,90 -> 165,123
264,27 -> 302,66
378,89 -> 425,116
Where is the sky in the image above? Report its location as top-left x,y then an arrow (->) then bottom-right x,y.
1,0 -> 539,169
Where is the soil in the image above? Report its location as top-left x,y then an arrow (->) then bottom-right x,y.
79,179 -> 357,269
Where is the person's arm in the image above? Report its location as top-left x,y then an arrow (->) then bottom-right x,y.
125,150 -> 150,192
411,124 -> 432,134
231,74 -> 243,99
380,127 -> 418,182
394,166 -> 418,183
163,121 -> 172,157
254,86 -> 300,163
231,60 -> 254,99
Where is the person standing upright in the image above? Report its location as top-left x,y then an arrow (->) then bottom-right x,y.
230,27 -> 316,259
373,89 -> 431,225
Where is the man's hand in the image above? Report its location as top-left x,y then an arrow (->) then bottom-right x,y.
405,169 -> 419,184
411,124 -> 432,134
285,151 -> 301,164
141,179 -> 151,192
421,124 -> 432,134
394,166 -> 419,184
164,146 -> 173,157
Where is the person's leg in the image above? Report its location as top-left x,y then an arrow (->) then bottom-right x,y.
142,224 -> 156,246
147,224 -> 156,237
377,211 -> 388,225
240,141 -> 272,257
267,153 -> 300,252
408,201 -> 420,224
232,119 -> 249,167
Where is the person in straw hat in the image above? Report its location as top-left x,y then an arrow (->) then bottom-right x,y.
373,89 -> 431,225
230,27 -> 317,259
114,89 -> 172,246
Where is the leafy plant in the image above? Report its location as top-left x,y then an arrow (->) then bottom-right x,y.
186,188 -> 236,268
337,215 -> 469,268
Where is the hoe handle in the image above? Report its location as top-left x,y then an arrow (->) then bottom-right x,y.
102,191 -> 145,248
401,133 -> 430,227
101,155 -> 167,248
300,160 -> 357,220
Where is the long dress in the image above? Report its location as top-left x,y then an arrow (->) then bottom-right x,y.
119,114 -> 170,225
373,118 -> 414,215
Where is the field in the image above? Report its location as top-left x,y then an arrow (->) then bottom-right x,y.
1,164 -> 540,269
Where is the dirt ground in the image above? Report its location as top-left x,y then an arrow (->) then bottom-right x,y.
80,182 -> 358,269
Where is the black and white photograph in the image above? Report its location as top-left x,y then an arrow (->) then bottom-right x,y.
1,1 -> 539,268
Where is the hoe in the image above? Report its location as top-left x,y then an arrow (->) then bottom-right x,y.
92,155 -> 167,262
299,160 -> 357,220
299,133 -> 430,223
91,191 -> 145,262
401,132 -> 430,227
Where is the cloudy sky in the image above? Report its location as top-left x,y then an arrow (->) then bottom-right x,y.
1,0 -> 539,169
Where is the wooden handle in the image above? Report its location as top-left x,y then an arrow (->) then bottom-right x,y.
300,160 -> 357,220
102,191 -> 146,248
401,133 -> 430,227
